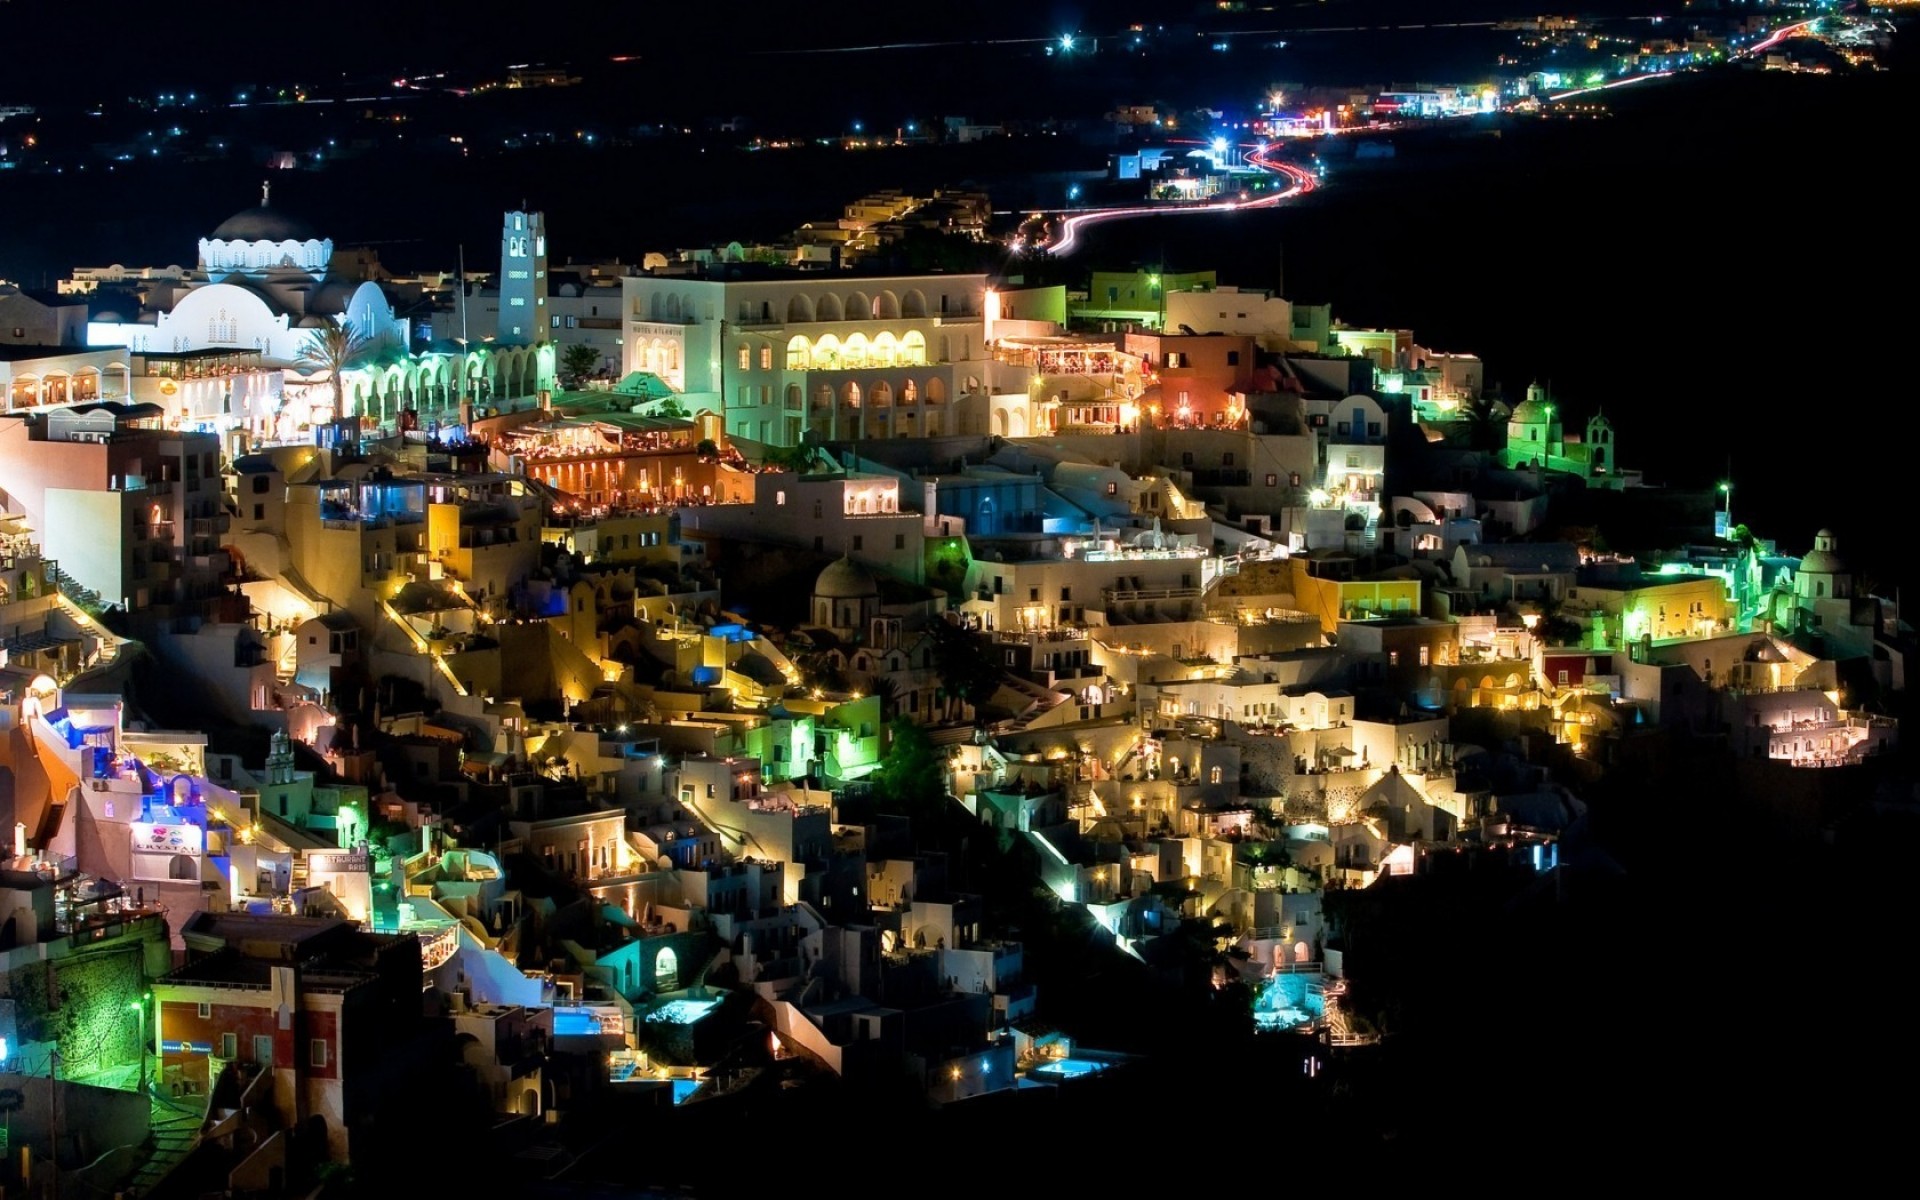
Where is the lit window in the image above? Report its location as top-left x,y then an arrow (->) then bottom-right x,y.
311,1038 -> 329,1068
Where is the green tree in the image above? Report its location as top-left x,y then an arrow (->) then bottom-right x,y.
656,396 -> 689,418
298,320 -> 371,421
765,442 -> 827,473
695,438 -> 720,462
873,715 -> 947,813
560,343 -> 600,390
928,619 -> 1002,714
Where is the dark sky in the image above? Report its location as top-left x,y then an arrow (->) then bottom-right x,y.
0,1 -> 1667,99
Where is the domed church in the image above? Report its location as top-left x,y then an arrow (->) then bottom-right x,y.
813,556 -> 881,641
96,183 -> 409,363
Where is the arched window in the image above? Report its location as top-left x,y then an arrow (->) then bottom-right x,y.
871,331 -> 898,366
843,382 -> 861,408
812,335 -> 841,370
900,379 -> 918,404
786,335 -> 811,370
737,343 -> 751,370
843,333 -> 870,369
901,331 -> 928,365
654,947 -> 679,991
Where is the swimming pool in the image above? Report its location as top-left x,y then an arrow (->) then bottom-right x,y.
1028,1058 -> 1110,1081
553,1009 -> 604,1036
646,998 -> 719,1025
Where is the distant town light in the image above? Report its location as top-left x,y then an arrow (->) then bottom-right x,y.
1212,136 -> 1229,153
1060,34 -> 1075,52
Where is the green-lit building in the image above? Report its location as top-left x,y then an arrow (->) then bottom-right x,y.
1074,269 -> 1217,331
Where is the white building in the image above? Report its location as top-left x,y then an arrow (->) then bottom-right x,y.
87,190 -> 411,366
1162,286 -> 1294,348
620,272 -> 989,447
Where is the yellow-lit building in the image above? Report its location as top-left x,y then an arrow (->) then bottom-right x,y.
1290,556 -> 1422,636
1567,569 -> 1732,645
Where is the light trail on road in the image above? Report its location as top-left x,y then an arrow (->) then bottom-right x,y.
1040,150 -> 1317,257
1547,17 -> 1819,102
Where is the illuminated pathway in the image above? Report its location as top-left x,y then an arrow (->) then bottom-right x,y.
1040,150 -> 1318,258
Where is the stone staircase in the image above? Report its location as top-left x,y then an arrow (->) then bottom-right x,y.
126,1084 -> 207,1195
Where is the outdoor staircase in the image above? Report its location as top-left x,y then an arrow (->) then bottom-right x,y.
46,561 -> 105,613
998,672 -> 1071,734
126,1084 -> 207,1195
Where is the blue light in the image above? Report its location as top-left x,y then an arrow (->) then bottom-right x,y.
1212,136 -> 1229,153
1060,34 -> 1075,52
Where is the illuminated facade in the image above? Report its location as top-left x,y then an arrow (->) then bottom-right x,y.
619,272 -> 989,447
496,210 -> 547,345
0,403 -> 228,611
1566,567 -> 1732,646
678,470 -> 926,584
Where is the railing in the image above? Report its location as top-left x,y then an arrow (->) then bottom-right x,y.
994,628 -> 1090,644
1104,585 -> 1202,604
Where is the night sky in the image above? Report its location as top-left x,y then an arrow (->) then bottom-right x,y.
0,2 -> 1672,96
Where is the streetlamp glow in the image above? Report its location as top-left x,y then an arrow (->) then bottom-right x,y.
1060,34 -> 1075,52
131,993 -> 150,1094
1212,136 -> 1229,153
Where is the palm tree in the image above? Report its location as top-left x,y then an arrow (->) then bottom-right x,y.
868,675 -> 900,721
1462,395 -> 1506,452
298,321 -> 372,425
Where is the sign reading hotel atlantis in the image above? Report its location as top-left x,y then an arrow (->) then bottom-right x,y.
130,822 -> 203,881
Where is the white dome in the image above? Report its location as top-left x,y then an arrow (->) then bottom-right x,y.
814,556 -> 878,600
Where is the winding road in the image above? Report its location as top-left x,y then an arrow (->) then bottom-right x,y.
1037,148 -> 1319,258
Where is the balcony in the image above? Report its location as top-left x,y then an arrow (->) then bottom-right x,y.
994,627 -> 1090,644
1104,585 -> 1202,605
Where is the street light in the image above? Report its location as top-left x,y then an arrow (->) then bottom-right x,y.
130,993 -> 150,1095
1718,480 -> 1733,534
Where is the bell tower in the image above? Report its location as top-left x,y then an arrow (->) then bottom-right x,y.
498,210 -> 547,346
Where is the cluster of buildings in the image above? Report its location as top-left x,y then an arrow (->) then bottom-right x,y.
0,199 -> 1906,1197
